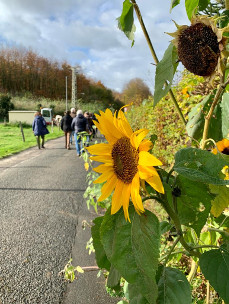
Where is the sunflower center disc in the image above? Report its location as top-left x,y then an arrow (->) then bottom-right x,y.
222,147 -> 229,155
112,137 -> 139,184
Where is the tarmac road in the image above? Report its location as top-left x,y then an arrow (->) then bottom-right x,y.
0,137 -> 118,304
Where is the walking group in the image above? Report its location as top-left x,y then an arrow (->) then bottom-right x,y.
60,108 -> 96,156
32,108 -> 96,155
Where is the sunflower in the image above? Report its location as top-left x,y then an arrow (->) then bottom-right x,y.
86,108 -> 164,221
212,138 -> 229,155
167,15 -> 229,81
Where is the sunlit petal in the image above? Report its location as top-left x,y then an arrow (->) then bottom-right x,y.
98,175 -> 117,202
139,151 -> 163,167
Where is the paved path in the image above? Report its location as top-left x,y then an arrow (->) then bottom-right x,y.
0,137 -> 118,304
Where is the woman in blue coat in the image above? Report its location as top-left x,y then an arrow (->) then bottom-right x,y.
32,112 -> 49,149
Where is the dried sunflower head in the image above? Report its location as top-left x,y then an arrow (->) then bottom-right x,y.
167,16 -> 229,80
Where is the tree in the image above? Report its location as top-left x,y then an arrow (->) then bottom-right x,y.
122,77 -> 151,105
0,95 -> 14,118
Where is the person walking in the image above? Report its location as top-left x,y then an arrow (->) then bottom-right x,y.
71,109 -> 89,156
60,110 -> 73,150
84,111 -> 93,147
70,108 -> 76,145
32,112 -> 49,149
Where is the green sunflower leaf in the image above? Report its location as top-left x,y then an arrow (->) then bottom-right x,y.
186,94 -> 222,141
210,184 -> 229,217
91,216 -> 111,271
128,283 -> 149,304
200,248 -> 229,303
154,43 -> 178,106
174,148 -> 229,185
157,266 -> 192,304
100,206 -> 160,304
170,0 -> 180,12
176,175 -> 212,236
221,93 -> 229,138
107,265 -> 121,289
198,0 -> 210,11
117,0 -> 136,46
185,0 -> 199,20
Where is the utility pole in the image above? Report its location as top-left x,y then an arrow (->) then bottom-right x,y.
65,76 -> 68,112
71,67 -> 77,109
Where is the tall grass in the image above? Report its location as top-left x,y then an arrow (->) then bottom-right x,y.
11,95 -> 105,115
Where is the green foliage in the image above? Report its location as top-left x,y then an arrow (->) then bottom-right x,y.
100,206 -> 160,303
154,43 -> 178,106
221,93 -> 229,138
170,0 -> 180,12
176,176 -> 212,236
117,0 -> 135,46
174,148 -> 229,185
200,248 -> 229,303
185,0 -> 199,20
210,184 -> 229,217
157,266 -> 192,304
0,95 -> 14,118
186,94 -> 223,142
91,216 -> 111,271
198,0 -> 210,11
77,2 -> 229,303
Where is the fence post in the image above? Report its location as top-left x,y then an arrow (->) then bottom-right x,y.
19,121 -> 25,142
51,121 -> 54,133
4,117 -> 6,125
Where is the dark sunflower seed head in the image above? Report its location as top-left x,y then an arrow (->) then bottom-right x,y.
178,22 -> 220,76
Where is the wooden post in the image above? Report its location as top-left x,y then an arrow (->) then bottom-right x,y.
19,121 -> 25,142
51,120 -> 54,133
4,117 -> 6,125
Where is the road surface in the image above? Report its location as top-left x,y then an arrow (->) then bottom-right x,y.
0,137 -> 118,304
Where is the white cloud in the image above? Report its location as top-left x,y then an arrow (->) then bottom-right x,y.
0,0 -> 189,92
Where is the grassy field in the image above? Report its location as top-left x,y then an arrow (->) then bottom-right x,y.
0,123 -> 64,158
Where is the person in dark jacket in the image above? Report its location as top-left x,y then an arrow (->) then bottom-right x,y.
71,109 -> 89,156
32,112 -> 49,149
60,110 -> 73,150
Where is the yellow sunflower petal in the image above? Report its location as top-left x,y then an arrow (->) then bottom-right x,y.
90,155 -> 113,163
121,183 -> 131,222
138,151 -> 163,167
86,143 -> 112,155
131,172 -> 144,213
99,111 -> 123,140
216,141 -> 226,152
138,165 -> 158,179
116,110 -> 133,138
139,139 -> 152,152
131,129 -> 149,149
146,170 -> 164,194
111,179 -> 124,214
98,175 -> 118,202
222,138 -> 229,147
94,112 -> 120,143
93,163 -> 113,173
93,170 -> 114,184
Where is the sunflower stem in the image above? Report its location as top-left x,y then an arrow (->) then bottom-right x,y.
225,0 -> 229,10
159,196 -> 201,258
166,168 -> 174,184
130,0 -> 186,126
162,235 -> 181,266
201,74 -> 229,150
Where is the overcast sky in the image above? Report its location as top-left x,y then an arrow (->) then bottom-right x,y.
0,0 -> 189,93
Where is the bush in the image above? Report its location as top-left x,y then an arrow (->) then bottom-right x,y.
0,95 -> 14,119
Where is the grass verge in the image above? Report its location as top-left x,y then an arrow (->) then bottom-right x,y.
0,123 -> 64,158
